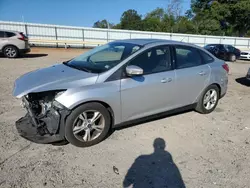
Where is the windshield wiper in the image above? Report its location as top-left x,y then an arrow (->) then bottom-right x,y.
78,66 -> 92,73
63,61 -> 92,73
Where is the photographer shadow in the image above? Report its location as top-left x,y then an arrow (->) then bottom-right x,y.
123,138 -> 186,188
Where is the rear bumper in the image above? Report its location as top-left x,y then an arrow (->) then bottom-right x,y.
19,48 -> 31,54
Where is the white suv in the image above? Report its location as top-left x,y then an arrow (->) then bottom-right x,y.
0,30 -> 30,58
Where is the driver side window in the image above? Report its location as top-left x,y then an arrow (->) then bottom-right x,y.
128,46 -> 172,75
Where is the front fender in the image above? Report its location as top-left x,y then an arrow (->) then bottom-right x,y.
56,80 -> 122,125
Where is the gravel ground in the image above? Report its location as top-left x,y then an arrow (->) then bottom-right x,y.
0,48 -> 250,188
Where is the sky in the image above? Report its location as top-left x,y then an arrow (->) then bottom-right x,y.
0,0 -> 191,27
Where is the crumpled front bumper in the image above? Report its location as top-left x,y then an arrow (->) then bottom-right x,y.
15,102 -> 71,144
16,115 -> 64,144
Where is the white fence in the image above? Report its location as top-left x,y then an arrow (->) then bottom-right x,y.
0,21 -> 249,49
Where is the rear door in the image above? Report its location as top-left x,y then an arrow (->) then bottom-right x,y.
173,45 -> 211,107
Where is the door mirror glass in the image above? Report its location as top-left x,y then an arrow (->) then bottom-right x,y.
126,65 -> 143,76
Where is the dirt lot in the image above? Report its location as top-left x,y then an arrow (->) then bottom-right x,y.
0,48 -> 250,188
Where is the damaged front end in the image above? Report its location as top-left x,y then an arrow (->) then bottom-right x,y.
16,91 -> 70,144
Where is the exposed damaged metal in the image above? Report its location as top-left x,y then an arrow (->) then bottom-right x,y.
16,91 -> 70,144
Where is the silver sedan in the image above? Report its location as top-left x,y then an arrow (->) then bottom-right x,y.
13,39 -> 229,147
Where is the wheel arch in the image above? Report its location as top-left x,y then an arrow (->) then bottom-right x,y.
2,44 -> 19,51
195,83 -> 221,103
210,83 -> 221,96
71,100 -> 115,127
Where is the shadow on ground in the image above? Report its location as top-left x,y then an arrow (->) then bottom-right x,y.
20,53 -> 48,58
0,53 -> 48,58
123,138 -> 186,188
235,77 -> 250,87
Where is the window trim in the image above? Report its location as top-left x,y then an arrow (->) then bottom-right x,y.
173,45 -> 204,70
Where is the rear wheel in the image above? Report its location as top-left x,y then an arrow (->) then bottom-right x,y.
195,85 -> 219,114
3,46 -> 18,58
65,102 -> 111,147
229,54 -> 236,62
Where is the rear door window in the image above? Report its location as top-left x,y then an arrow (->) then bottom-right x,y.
199,50 -> 214,63
175,46 -> 202,69
5,32 -> 16,38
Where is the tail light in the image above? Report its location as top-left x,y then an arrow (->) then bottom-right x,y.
222,63 -> 229,73
18,32 -> 28,41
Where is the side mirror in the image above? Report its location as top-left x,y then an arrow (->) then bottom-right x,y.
126,65 -> 143,76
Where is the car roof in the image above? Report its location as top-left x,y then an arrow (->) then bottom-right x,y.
112,38 -> 190,46
0,30 -> 19,33
205,44 -> 222,46
206,44 -> 233,47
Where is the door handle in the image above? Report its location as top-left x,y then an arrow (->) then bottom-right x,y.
161,78 -> 172,83
199,71 -> 206,76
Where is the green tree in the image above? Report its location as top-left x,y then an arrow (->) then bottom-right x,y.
120,9 -> 142,30
145,8 -> 165,21
142,8 -> 165,32
190,0 -> 250,36
161,14 -> 176,32
93,19 -> 113,29
174,16 -> 196,34
230,0 -> 250,36
142,17 -> 162,32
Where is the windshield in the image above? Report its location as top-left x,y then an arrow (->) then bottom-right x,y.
65,42 -> 142,73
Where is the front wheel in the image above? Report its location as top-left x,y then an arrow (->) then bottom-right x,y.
65,102 -> 111,147
229,54 -> 236,62
195,85 -> 220,114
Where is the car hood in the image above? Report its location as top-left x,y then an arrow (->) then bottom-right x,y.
13,63 -> 98,98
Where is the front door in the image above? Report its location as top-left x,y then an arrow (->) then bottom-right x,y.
121,46 -> 176,122
173,45 -> 211,107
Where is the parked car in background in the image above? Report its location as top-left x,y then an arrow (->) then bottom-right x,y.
0,30 -> 30,58
13,39 -> 229,147
240,51 -> 250,60
204,44 -> 240,62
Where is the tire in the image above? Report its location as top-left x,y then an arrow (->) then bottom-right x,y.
229,54 -> 236,62
195,85 -> 220,114
65,102 -> 111,147
3,45 -> 19,58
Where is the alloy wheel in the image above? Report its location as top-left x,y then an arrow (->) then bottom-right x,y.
5,47 -> 17,58
203,89 -> 218,110
72,110 -> 105,142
